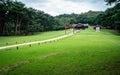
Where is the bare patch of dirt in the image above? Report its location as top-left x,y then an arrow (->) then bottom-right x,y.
0,52 -> 65,72
0,61 -> 29,72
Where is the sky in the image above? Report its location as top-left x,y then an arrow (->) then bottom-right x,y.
18,0 -> 110,16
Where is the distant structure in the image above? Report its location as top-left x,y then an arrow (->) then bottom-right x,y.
83,24 -> 89,29
94,25 -> 101,32
64,23 -> 89,34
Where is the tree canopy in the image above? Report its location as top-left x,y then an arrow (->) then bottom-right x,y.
105,0 -> 120,5
0,0 -> 59,35
96,0 -> 120,31
0,0 -> 120,36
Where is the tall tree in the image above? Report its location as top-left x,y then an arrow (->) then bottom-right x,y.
0,0 -> 13,35
9,1 -> 25,35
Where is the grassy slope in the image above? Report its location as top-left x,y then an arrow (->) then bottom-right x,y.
0,27 -> 120,75
0,29 -> 72,47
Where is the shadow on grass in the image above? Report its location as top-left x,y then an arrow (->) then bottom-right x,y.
102,29 -> 120,36
108,29 -> 120,36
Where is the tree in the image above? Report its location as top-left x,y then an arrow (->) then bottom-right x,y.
96,1 -> 120,31
9,1 -> 25,35
0,0 -> 59,36
105,0 -> 120,5
73,11 -> 102,25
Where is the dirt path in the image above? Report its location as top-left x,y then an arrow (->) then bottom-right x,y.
0,30 -> 79,50
0,52 -> 65,72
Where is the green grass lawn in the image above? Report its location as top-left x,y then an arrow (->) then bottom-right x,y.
0,29 -> 72,47
0,27 -> 120,75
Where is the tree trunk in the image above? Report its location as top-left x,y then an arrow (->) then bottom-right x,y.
25,20 -> 30,35
15,15 -> 19,35
3,23 -> 8,35
18,19 -> 22,34
43,21 -> 47,31
0,20 -> 4,35
0,19 -> 5,35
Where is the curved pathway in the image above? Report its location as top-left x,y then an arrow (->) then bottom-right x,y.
0,30 -> 79,50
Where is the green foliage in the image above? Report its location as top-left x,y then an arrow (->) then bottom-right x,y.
55,11 -> 101,28
96,3 -> 120,31
105,0 -> 120,5
74,11 -> 102,24
55,13 -> 79,30
0,0 -> 59,36
1,0 -> 120,36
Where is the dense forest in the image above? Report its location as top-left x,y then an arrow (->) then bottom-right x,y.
0,0 -> 60,36
0,0 -> 120,36
96,0 -> 120,31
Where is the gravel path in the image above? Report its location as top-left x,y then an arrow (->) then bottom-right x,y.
0,30 -> 79,50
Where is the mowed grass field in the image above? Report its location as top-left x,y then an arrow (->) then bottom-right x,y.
0,29 -> 72,47
0,27 -> 120,75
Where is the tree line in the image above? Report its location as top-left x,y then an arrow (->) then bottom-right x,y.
56,0 -> 120,32
0,0 -> 60,36
96,0 -> 120,31
0,0 -> 120,36
55,11 -> 101,28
